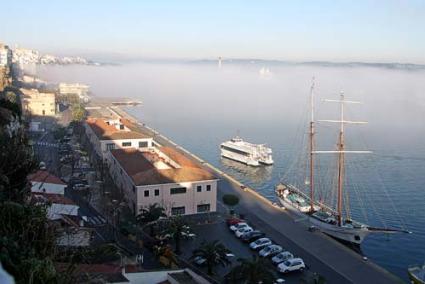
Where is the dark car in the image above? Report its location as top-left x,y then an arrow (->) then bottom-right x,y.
241,230 -> 265,243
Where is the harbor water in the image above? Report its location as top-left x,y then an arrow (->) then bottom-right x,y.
38,62 -> 425,281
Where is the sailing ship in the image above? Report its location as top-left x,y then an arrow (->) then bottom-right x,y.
220,137 -> 273,166
275,80 -> 410,245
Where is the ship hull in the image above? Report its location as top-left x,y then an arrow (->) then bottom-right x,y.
221,151 -> 260,166
277,195 -> 370,245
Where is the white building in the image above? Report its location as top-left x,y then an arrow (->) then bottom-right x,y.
12,47 -> 39,65
28,170 -> 67,194
108,146 -> 218,216
84,117 -> 154,162
59,83 -> 90,102
20,88 -> 56,116
0,44 -> 12,67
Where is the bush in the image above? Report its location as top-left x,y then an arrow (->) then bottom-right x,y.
222,194 -> 239,207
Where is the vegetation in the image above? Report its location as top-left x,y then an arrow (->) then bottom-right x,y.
191,240 -> 231,275
223,194 -> 240,214
53,126 -> 66,140
227,255 -> 275,284
0,97 -> 72,283
71,103 -> 85,122
136,203 -> 166,236
164,215 -> 189,255
222,194 -> 240,207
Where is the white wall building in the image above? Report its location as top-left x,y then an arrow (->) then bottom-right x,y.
28,170 -> 67,194
0,44 -> 12,67
84,117 -> 154,162
108,146 -> 218,216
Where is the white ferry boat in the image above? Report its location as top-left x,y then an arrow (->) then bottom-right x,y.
220,137 -> 273,166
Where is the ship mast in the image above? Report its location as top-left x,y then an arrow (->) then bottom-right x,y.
309,78 -> 315,212
337,92 -> 345,226
315,93 -> 371,226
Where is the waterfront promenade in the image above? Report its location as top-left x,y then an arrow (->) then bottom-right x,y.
92,103 -> 402,284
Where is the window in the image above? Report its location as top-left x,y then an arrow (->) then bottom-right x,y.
122,142 -> 132,147
139,141 -> 148,148
120,124 -> 124,130
197,204 -> 210,213
154,189 -> 160,196
197,185 -> 202,192
170,187 -> 186,195
206,185 -> 211,191
144,190 -> 149,197
106,143 -> 115,150
171,206 -> 185,216
132,186 -> 136,193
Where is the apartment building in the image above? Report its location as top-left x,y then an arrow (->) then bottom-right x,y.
108,146 -> 218,216
20,88 -> 56,116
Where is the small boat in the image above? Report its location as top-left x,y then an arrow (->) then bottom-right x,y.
408,264 -> 425,284
220,137 -> 273,166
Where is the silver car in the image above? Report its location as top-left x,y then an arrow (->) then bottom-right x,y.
272,251 -> 294,264
249,238 -> 272,250
259,244 -> 283,257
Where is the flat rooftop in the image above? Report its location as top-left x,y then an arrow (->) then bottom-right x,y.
111,147 -> 216,186
86,117 -> 151,140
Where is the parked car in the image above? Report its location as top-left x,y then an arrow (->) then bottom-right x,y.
230,222 -> 249,232
241,231 -> 265,242
39,161 -> 46,170
272,251 -> 294,265
277,258 -> 305,273
249,238 -> 272,250
193,256 -> 206,266
235,226 -> 253,238
73,184 -> 89,190
259,245 -> 283,257
226,217 -> 245,226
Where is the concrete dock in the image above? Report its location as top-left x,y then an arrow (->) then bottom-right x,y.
91,104 -> 403,284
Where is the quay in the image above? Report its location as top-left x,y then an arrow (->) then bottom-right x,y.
87,102 -> 403,284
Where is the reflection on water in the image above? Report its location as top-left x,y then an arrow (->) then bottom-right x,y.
220,157 -> 273,184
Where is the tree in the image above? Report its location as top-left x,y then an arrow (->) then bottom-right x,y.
222,194 -> 240,214
227,255 -> 275,284
71,104 -> 85,122
191,240 -> 231,276
136,203 -> 166,236
166,215 -> 189,255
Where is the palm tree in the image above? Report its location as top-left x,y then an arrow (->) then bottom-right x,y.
136,203 -> 166,236
227,255 -> 275,284
167,215 -> 189,254
191,240 -> 231,275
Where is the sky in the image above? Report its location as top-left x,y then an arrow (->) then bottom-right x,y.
2,1 -> 425,63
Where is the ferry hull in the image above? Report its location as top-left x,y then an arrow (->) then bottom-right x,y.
221,151 -> 260,166
277,196 -> 369,245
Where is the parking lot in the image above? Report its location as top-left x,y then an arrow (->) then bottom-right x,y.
179,214 -> 308,283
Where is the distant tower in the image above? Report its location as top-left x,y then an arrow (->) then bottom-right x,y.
218,57 -> 222,68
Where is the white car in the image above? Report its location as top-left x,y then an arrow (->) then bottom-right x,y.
249,238 -> 272,250
272,251 -> 294,265
230,222 -> 249,232
259,245 -> 283,257
277,258 -> 305,273
235,226 -> 253,238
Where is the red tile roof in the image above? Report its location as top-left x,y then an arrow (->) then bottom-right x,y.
32,193 -> 76,205
85,117 -> 151,140
28,170 -> 66,185
111,147 -> 216,186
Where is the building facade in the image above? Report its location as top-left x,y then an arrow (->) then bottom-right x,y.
20,88 -> 56,116
108,147 -> 218,216
0,44 -> 12,67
